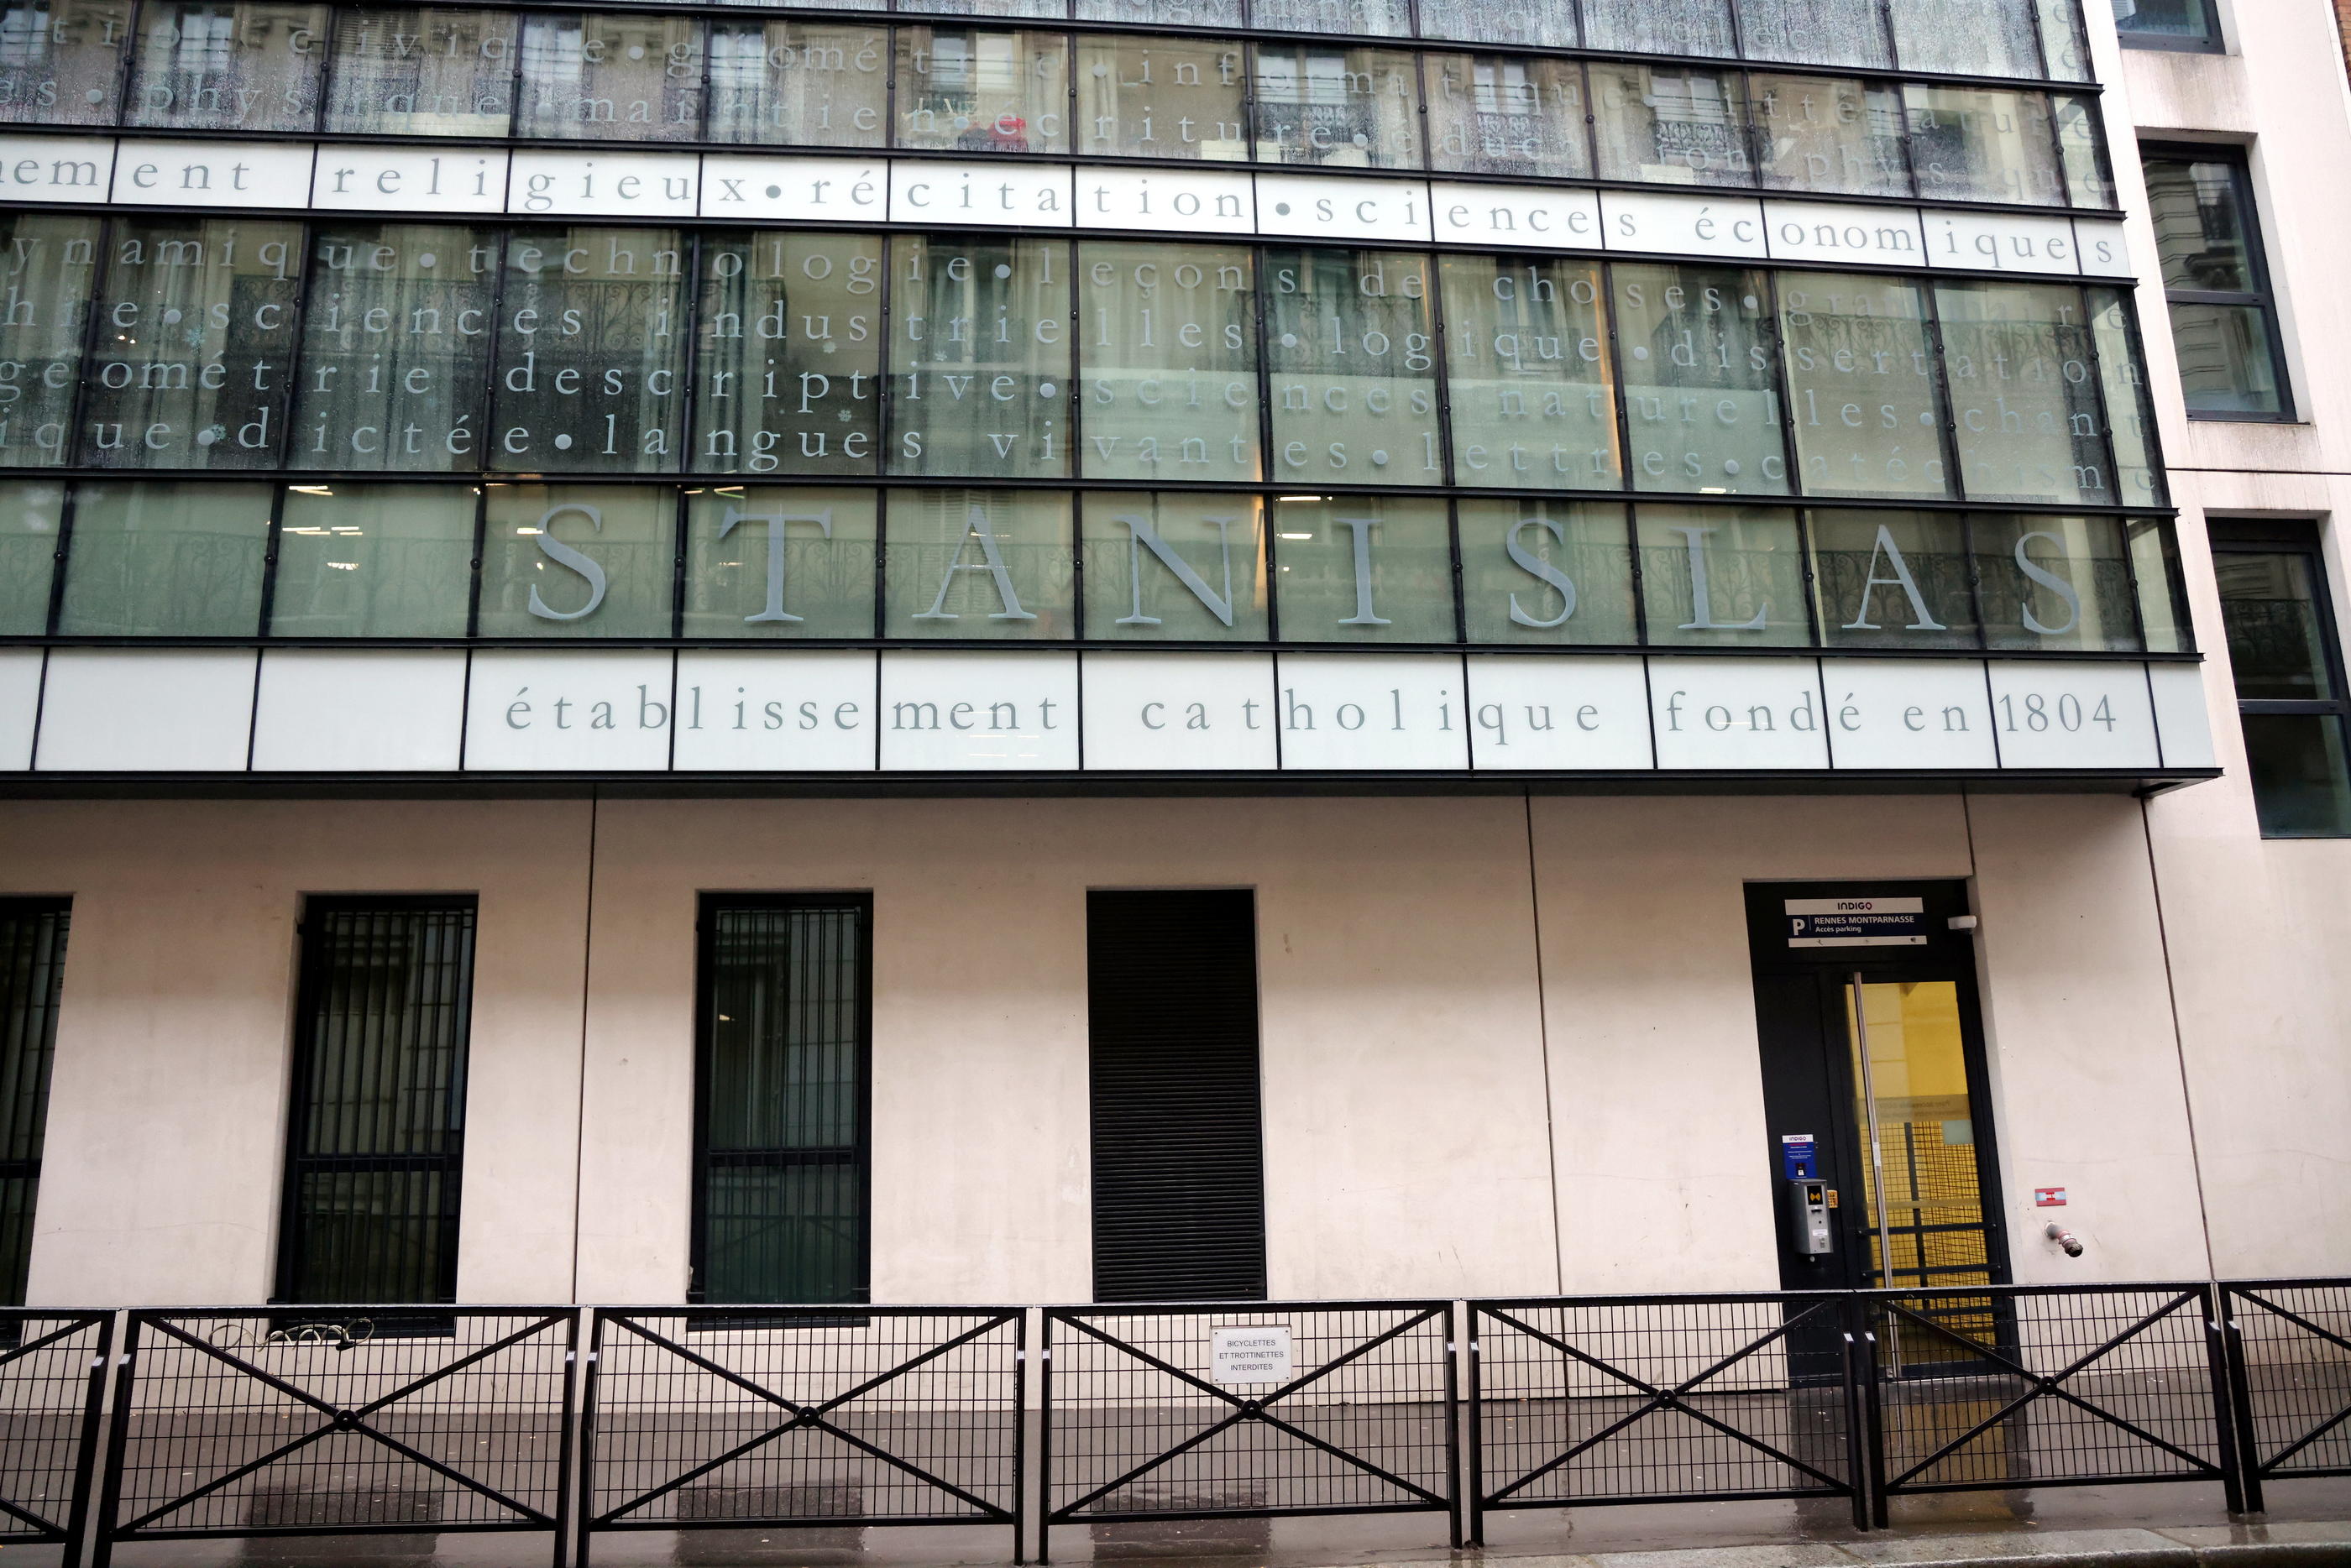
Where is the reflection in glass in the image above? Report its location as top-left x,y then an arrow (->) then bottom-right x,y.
2166,299 -> 2285,414
1592,63 -> 1751,188
0,212 -> 97,469
0,482 -> 60,634
1265,248 -> 1441,488
0,0 -> 134,124
2053,96 -> 2115,209
901,0 -> 1067,19
326,8 -> 514,136
1752,74 -> 1906,199
1459,499 -> 1637,646
1250,0 -> 1410,39
888,236 -> 1072,479
1076,0 -> 1243,26
2240,717 -> 2351,839
1080,491 -> 1268,641
1738,0 -> 1890,69
1902,85 -> 2064,206
1612,264 -> 1790,497
2089,288 -> 2165,507
1973,513 -> 2139,652
270,482 -> 475,637
1846,980 -> 1992,1295
1639,504 -> 1809,647
294,224 -> 497,474
1076,34 -> 1246,161
2128,520 -> 2187,655
1935,281 -> 2109,505
2113,0 -> 2217,44
477,483 -> 674,637
693,231 -> 882,477
127,1 -> 324,130
683,485 -> 877,637
2035,0 -> 2092,80
56,479 -> 270,635
1888,0 -> 2040,80
515,13 -> 702,140
1426,54 -> 1591,180
1420,0 -> 1575,47
82,217 -> 302,470
894,28 -> 1067,154
1582,0 -> 1736,58
1777,273 -> 1950,499
1251,44 -> 1420,170
882,489 -> 1073,639
1078,242 -> 1259,483
1268,493 -> 1452,644
1441,253 -> 1619,489
1809,510 -> 1977,650
706,20 -> 887,147
491,229 -> 690,474
2216,551 -> 2332,701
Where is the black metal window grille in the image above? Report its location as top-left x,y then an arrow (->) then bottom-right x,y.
1087,889 -> 1266,1304
2210,520 -> 2351,839
693,895 -> 873,1306
2219,1279 -> 2351,1515
275,897 -> 477,1307
0,901 -> 67,1308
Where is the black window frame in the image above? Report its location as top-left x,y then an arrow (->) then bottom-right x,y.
0,897 -> 68,1309
274,892 -> 478,1307
689,891 -> 875,1308
2209,516 -> 2351,839
2142,142 -> 2295,424
2112,0 -> 2225,54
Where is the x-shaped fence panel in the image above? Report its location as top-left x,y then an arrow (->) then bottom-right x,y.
1864,1283 -> 2242,1523
0,1311 -> 111,1565
91,1308 -> 579,1568
578,1307 -> 1024,1565
2221,1279 -> 2351,1514
1469,1293 -> 1867,1539
1041,1302 -> 1458,1562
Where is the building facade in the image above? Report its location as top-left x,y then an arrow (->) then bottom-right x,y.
0,0 -> 2339,1314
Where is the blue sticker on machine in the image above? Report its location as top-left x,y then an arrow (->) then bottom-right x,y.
1785,896 -> 1929,948
1781,1135 -> 1817,1179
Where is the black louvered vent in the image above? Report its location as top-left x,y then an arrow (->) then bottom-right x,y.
1088,890 -> 1266,1304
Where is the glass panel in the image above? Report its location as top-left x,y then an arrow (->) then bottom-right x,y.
0,212 -> 98,469
1935,281 -> 2111,506
1778,273 -> 1951,500
2128,520 -> 2186,655
1582,0 -> 1736,58
682,484 -> 877,638
1076,0 -> 1243,27
325,8 -> 515,137
56,479 -> 270,635
1421,0 -> 1576,48
516,13 -> 701,140
1250,0 -> 1410,39
1637,503 -> 1810,646
1592,63 -> 1753,189
893,28 -> 1068,154
270,482 -> 475,638
1809,510 -> 1978,649
2053,96 -> 2114,208
902,0 -> 1066,18
1077,241 -> 1259,483
1425,54 -> 1592,180
1737,0 -> 1891,69
2215,550 -> 2333,701
1267,493 -> 1452,644
127,1 -> 324,130
692,231 -> 883,478
2113,0 -> 2217,44
1075,34 -> 1247,162
0,482 -> 61,635
882,488 -> 1073,638
1902,86 -> 2064,206
0,0 -> 133,124
2241,715 -> 2351,839
2089,289 -> 2165,506
1752,74 -> 1908,199
490,229 -> 690,474
887,236 -> 1072,479
1251,44 -> 1421,170
1612,264 -> 1790,497
295,223 -> 498,473
2167,301 -> 2284,419
1973,512 -> 2139,651
1458,499 -> 1638,646
1888,0 -> 2041,79
1440,253 -> 1621,489
2146,154 -> 2255,291
1846,980 -> 1992,1296
82,218 -> 302,469
1080,491 -> 1268,641
0,904 -> 65,1306
475,483 -> 674,637
705,19 -> 888,147
1265,248 -> 1441,488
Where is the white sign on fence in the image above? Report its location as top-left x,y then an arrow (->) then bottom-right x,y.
1211,1325 -> 1295,1384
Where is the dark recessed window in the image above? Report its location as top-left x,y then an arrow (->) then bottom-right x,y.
2211,520 -> 2351,839
2143,146 -> 2291,421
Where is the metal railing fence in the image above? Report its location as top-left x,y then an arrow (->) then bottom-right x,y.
0,1282 -> 2338,1563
